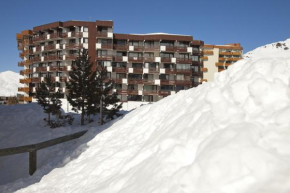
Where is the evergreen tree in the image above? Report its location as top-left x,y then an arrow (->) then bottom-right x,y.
35,74 -> 62,122
66,49 -> 96,125
90,64 -> 122,125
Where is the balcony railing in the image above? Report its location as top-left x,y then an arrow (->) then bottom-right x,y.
127,90 -> 138,95
148,68 -> 159,73
33,36 -> 46,42
176,69 -> 191,75
175,80 -> 191,86
165,45 -> 175,52
176,58 -> 192,64
101,44 -> 113,49
44,55 -> 62,61
113,44 -> 128,50
143,79 -> 154,85
160,80 -> 175,85
159,90 -> 171,95
31,77 -> 41,83
133,46 -> 144,51
113,56 -> 124,62
18,60 -> 32,66
128,79 -> 143,84
143,90 -> 158,95
215,62 -> 224,67
44,45 -> 56,51
114,79 -> 123,84
58,66 -> 67,71
18,87 -> 30,92
96,31 -> 108,37
201,68 -> 208,72
161,57 -> 172,63
144,46 -> 159,51
66,55 -> 78,60
19,78 -> 31,84
116,89 -> 128,95
113,67 -> 127,73
65,43 -> 83,49
133,68 -> 143,74
31,57 -> 41,63
36,66 -> 47,72
19,96 -> 32,102
175,46 -> 188,52
49,33 -> 63,39
165,68 -> 176,74
96,55 -> 113,60
204,50 -> 214,55
128,57 -> 143,62
50,66 -> 58,71
143,57 -> 155,62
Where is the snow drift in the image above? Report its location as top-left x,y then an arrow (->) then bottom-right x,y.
0,71 -> 23,96
1,41 -> 290,193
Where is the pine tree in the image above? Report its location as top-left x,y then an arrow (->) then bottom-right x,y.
91,64 -> 122,125
35,74 -> 62,123
66,49 -> 96,125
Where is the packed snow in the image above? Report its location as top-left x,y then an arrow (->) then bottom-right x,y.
244,38 -> 290,59
1,40 -> 290,193
0,71 -> 23,96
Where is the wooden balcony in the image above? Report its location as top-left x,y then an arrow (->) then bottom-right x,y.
116,89 -> 128,95
143,90 -> 158,95
113,79 -> 123,84
44,44 -> 56,51
143,80 -> 155,85
23,49 -> 33,55
113,67 -> 127,73
18,87 -> 30,92
128,79 -> 143,84
227,58 -> 242,61
192,71 -> 202,76
59,77 -> 67,82
176,69 -> 191,75
18,61 -> 25,67
128,57 -> 143,63
66,55 -> 78,60
216,62 -> 224,67
161,57 -> 172,63
143,57 -> 155,62
175,80 -> 191,86
218,68 -> 224,72
31,57 -> 41,63
36,66 -> 47,72
113,56 -> 123,62
201,68 -> 208,72
176,58 -> 192,64
219,52 -> 242,56
50,66 -> 58,71
133,68 -> 143,74
19,96 -> 32,102
225,63 -> 233,67
21,69 -> 32,75
96,32 -> 108,37
202,56 -> 208,60
219,57 -> 226,61
71,32 -> 83,38
165,46 -> 175,52
113,44 -> 128,51
33,36 -> 46,42
31,77 -> 41,83
159,90 -> 171,95
148,68 -> 159,73
144,46 -> 159,51
175,46 -> 188,52
96,55 -> 113,60
49,33 -> 63,39
65,43 -> 83,49
101,44 -> 113,49
58,66 -> 67,71
165,68 -> 176,74
134,46 -> 144,51
44,55 -> 62,61
127,90 -> 138,95
20,78 -> 31,84
160,80 -> 175,85
200,79 -> 208,83
204,50 -> 214,55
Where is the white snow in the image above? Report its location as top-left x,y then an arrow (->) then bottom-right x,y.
1,40 -> 290,193
0,71 -> 23,96
244,39 -> 290,59
129,32 -> 192,36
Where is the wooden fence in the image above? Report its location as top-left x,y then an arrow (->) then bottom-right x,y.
0,130 -> 87,175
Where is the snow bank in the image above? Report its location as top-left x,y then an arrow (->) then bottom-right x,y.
2,41 -> 290,192
0,71 -> 23,96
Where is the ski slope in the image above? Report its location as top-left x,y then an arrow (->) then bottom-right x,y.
1,40 -> 290,193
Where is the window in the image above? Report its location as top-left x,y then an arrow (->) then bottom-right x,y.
144,41 -> 154,47
128,95 -> 142,101
128,52 -> 143,58
160,41 -> 174,47
116,51 -> 127,56
144,62 -> 158,68
178,41 -> 189,47
97,39 -> 112,44
176,74 -> 184,80
116,73 -> 126,79
159,74 -> 169,80
107,72 -> 111,78
128,74 -> 142,79
143,85 -> 157,91
144,52 -> 154,58
116,40 -> 127,45
112,62 -> 126,68
83,38 -> 88,43
143,95 -> 153,102
179,53 -> 189,59
83,27 -> 88,32
143,74 -> 153,80
192,56 -> 199,62
98,61 -> 111,67
176,85 -> 184,91
132,63 -> 142,68
129,41 -> 142,46
115,84 -> 122,89
176,64 -> 190,70
160,53 -> 174,58
164,63 -> 174,69
128,84 -> 137,90
97,50 -> 107,56
160,85 -> 174,91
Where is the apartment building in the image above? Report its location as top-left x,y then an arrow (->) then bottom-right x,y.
17,20 -> 204,103
202,43 -> 243,82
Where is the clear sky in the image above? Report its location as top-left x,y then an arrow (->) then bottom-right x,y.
0,0 -> 289,72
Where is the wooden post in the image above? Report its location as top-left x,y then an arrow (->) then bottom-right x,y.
29,150 -> 37,175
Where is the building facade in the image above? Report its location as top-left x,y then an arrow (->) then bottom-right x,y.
203,43 -> 243,82
17,20 -> 205,103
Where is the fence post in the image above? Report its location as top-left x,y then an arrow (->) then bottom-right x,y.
29,150 -> 37,175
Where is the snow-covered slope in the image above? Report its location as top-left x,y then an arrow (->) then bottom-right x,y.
2,40 -> 290,193
0,71 -> 23,96
244,39 -> 290,59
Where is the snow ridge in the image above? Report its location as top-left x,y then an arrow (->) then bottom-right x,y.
0,71 -> 23,96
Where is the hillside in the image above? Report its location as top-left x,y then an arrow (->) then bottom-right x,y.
244,38 -> 290,59
0,71 -> 23,96
1,40 -> 290,193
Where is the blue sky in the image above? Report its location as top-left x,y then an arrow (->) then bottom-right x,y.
0,0 -> 289,72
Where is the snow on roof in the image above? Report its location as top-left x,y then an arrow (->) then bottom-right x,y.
129,32 -> 192,37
